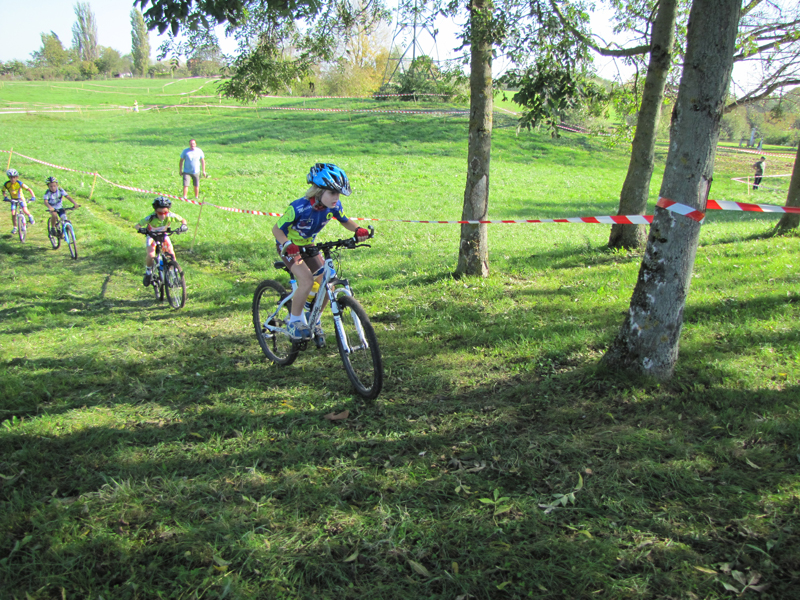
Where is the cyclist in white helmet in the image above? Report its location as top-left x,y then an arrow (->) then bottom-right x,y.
3,169 -> 36,234
43,176 -> 80,234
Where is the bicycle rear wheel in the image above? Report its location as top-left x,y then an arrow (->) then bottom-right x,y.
164,261 -> 186,309
48,221 -> 60,249
64,222 -> 78,259
253,279 -> 298,366
334,296 -> 383,400
17,214 -> 26,243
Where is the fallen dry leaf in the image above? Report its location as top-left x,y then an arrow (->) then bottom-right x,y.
324,410 -> 350,421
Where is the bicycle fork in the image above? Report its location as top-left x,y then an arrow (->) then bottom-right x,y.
330,295 -> 370,354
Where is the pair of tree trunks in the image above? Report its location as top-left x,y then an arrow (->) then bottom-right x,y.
602,0 -> 742,380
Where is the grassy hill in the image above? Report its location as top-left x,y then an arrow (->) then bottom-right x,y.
1,79 -> 798,599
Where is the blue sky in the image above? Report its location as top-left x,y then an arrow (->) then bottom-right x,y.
0,0 -> 237,63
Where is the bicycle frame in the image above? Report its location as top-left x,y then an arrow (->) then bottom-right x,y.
254,228 -> 382,398
57,211 -> 73,236
263,238 -> 371,354
264,256 -> 348,337
138,229 -> 175,286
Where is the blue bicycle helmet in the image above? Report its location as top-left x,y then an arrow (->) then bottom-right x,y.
307,163 -> 351,196
7,169 -> 19,178
45,176 -> 58,184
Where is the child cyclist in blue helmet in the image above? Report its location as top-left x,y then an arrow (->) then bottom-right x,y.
272,163 -> 371,343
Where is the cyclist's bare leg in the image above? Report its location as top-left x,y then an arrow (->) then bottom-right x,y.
146,243 -> 157,268
289,260 -> 314,317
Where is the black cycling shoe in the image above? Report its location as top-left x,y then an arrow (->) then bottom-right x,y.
143,272 -> 152,287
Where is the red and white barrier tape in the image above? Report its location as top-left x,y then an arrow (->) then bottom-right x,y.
262,93 -> 450,100
97,174 -> 203,207
10,151 -> 98,176
656,198 -> 706,223
6,149 -> 800,225
707,199 -> 800,214
229,105 -> 469,116
717,147 -> 796,159
730,176 -> 790,192
344,215 -> 655,225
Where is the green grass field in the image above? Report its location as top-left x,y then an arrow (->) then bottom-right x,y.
1,78 -> 799,599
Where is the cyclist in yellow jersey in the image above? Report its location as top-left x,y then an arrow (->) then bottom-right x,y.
3,169 -> 36,234
135,196 -> 188,286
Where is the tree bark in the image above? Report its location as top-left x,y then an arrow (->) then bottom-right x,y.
602,0 -> 741,381
456,0 -> 492,277
774,143 -> 800,232
608,0 -> 677,250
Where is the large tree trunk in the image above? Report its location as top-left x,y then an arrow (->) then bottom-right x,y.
774,143 -> 800,232
456,0 -> 492,277
602,0 -> 741,380
608,0 -> 677,250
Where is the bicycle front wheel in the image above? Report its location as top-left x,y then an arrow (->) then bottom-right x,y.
48,222 -> 60,249
64,222 -> 78,259
253,279 -> 298,366
154,268 -> 164,302
164,261 -> 186,309
17,214 -> 26,243
334,296 -> 383,400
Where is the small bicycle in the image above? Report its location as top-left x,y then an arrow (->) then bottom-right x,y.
47,207 -> 78,259
253,228 -> 384,400
4,198 -> 33,243
137,228 -> 187,309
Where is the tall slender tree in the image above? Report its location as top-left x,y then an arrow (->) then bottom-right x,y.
607,0 -> 677,250
602,0 -> 741,380
72,2 -> 99,63
131,8 -> 151,76
774,144 -> 800,233
456,0 -> 493,277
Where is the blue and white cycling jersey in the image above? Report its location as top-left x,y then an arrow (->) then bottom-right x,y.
44,187 -> 70,210
276,197 -> 349,245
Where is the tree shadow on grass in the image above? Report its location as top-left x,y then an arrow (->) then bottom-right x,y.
2,341 -> 799,598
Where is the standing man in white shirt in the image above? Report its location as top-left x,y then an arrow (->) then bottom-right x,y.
179,139 -> 207,199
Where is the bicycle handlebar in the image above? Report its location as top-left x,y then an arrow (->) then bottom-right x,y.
136,227 -> 186,237
313,225 -> 375,253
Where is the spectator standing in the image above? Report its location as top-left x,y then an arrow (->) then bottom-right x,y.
179,139 -> 207,199
753,156 -> 766,190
